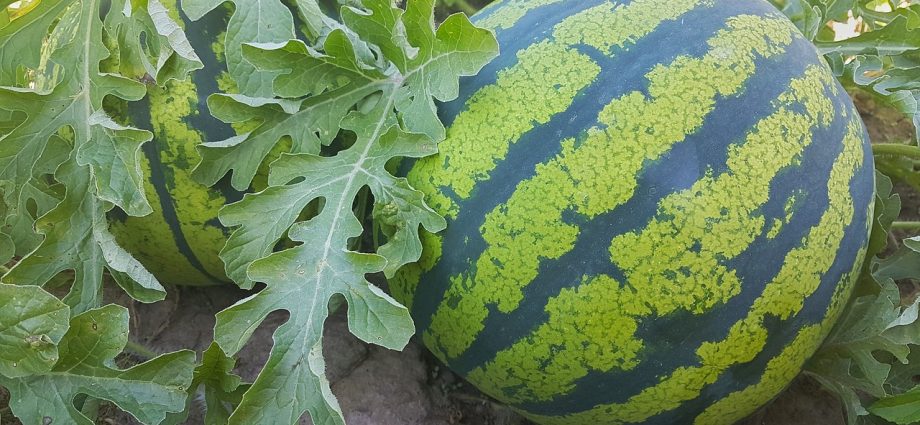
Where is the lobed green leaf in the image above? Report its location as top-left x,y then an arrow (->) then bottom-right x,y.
0,0 -> 203,312
187,0 -> 497,422
0,305 -> 195,425
181,0 -> 296,97
0,285 -> 68,378
163,342 -> 249,425
869,389 -> 920,425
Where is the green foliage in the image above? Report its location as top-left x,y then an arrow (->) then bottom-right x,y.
164,343 -> 248,425
1,0 -> 496,423
0,285 -> 68,378
771,0 -> 920,140
0,0 -> 202,311
0,0 -> 203,423
869,390 -> 920,425
832,227 -> 920,425
182,0 -> 497,422
0,304 -> 195,424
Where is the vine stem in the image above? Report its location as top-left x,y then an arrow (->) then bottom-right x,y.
891,221 -> 920,231
872,143 -> 920,160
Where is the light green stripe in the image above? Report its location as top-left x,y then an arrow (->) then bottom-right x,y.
476,0 -> 566,31
693,252 -> 865,425
390,230 -> 442,310
553,0 -> 713,53
608,65 -> 837,319
396,0 -> 711,317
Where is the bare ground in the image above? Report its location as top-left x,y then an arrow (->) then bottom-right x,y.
97,284 -> 847,425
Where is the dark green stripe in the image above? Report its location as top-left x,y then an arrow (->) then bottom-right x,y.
180,5 -> 245,203
655,188 -> 868,425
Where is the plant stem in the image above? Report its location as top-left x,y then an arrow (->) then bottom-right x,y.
124,340 -> 158,359
875,158 -> 920,194
873,143 -> 920,160
892,221 -> 920,231
450,0 -> 478,15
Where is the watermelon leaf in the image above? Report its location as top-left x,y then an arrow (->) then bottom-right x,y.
0,285 -> 69,379
184,0 -> 497,422
0,4 -> 201,422
0,0 -> 202,312
869,388 -> 920,425
181,0 -> 297,97
865,173 -> 902,267
201,1 -> 495,284
807,278 -> 920,424
875,346 -> 920,424
163,342 -> 249,425
0,304 -> 195,425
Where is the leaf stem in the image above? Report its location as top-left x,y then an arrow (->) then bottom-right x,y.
873,143 -> 920,160
891,221 -> 920,231
875,158 -> 920,193
449,0 -> 478,15
124,340 -> 158,359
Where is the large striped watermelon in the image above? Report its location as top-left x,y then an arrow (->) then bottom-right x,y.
390,0 -> 876,424
108,2 -> 240,286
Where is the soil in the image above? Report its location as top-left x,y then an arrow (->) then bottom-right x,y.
2,74 -> 918,425
77,284 -> 529,425
0,283 -> 850,425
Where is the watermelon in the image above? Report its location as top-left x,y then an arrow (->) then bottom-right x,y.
390,0 -> 875,424
108,3 -> 240,287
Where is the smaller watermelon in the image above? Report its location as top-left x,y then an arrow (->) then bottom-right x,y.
109,3 -> 249,287
391,0 -> 875,424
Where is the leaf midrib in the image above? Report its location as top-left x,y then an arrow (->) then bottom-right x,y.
272,39 -> 456,368
286,92 -> 398,401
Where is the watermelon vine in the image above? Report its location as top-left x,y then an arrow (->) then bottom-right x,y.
181,0 -> 497,421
